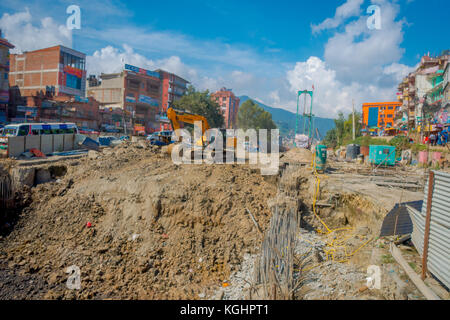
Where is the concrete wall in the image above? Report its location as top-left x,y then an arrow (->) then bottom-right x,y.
7,134 -> 79,158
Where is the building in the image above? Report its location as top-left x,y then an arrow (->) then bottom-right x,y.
156,69 -> 189,130
395,51 -> 450,131
0,30 -> 14,124
39,96 -> 100,130
9,45 -> 87,100
87,64 -> 162,134
211,88 -> 240,129
396,74 -> 415,129
443,62 -> 450,108
362,102 -> 402,130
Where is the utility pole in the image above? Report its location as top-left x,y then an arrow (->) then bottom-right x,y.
352,99 -> 356,141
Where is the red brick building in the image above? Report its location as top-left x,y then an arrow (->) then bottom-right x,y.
156,69 -> 189,130
9,45 -> 86,99
211,87 -> 240,128
0,30 -> 14,124
6,45 -> 102,127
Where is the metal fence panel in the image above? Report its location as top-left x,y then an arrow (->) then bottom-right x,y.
409,170 -> 450,289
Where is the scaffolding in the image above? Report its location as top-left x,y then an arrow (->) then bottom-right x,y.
294,90 -> 314,146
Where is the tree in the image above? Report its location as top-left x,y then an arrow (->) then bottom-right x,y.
323,128 -> 338,149
237,99 -> 277,130
172,86 -> 224,128
323,111 -> 362,148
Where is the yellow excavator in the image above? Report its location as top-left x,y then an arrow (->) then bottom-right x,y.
166,107 -> 236,160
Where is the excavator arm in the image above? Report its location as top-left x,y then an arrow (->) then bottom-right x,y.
167,107 -> 211,146
167,107 -> 210,135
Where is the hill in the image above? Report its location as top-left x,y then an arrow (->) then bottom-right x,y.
238,96 -> 335,139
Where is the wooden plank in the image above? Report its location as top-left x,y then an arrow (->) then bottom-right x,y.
390,243 -> 440,300
422,171 -> 434,280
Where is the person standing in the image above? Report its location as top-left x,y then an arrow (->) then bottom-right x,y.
429,133 -> 436,146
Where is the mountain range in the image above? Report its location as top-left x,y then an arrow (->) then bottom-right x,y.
238,96 -> 335,139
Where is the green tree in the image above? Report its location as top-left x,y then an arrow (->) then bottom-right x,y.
172,86 -> 224,128
237,99 -> 277,130
323,111 -> 362,148
323,128 -> 338,148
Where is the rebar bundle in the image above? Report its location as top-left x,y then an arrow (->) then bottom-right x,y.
254,165 -> 300,299
0,174 -> 14,209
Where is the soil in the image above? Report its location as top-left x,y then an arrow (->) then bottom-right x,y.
0,142 -> 277,299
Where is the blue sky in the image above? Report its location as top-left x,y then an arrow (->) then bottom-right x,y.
0,0 -> 448,117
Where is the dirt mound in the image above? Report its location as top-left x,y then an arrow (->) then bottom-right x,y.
0,145 -> 277,299
281,148 -> 313,164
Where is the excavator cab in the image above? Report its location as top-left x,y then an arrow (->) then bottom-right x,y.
166,107 -> 236,161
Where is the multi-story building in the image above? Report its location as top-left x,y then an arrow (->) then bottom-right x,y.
0,30 -> 14,124
211,88 -> 240,129
443,62 -> 450,108
396,51 -> 449,131
362,102 -> 402,130
156,69 -> 189,130
87,64 -> 162,134
396,74 -> 416,130
9,45 -> 87,100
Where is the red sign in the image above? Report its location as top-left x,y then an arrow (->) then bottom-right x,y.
64,65 -> 83,78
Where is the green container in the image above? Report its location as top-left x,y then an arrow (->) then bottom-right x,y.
369,145 -> 396,166
315,145 -> 327,171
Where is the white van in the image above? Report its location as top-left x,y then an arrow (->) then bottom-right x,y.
0,123 -> 79,148
0,123 -> 79,137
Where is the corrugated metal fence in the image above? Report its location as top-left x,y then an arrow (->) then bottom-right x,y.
408,170 -> 449,289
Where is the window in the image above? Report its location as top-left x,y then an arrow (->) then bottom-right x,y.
18,125 -> 29,136
128,80 -> 140,91
387,114 -> 393,118
388,106 -> 393,110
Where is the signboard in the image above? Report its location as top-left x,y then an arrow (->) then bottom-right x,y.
17,106 -> 38,117
75,96 -> 89,103
64,65 -> 83,78
125,64 -> 160,79
58,64 -> 86,95
125,94 -> 136,103
138,95 -> 159,106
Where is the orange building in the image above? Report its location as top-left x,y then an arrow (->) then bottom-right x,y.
362,102 -> 402,129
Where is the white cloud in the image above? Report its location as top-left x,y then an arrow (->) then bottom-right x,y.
286,56 -> 399,117
323,0 -> 408,85
280,0 -> 415,118
0,9 -> 72,53
86,44 -> 199,81
382,62 -> 416,83
312,0 -> 364,33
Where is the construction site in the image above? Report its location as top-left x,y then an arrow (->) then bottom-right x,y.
0,137 -> 448,301
0,1 -> 448,305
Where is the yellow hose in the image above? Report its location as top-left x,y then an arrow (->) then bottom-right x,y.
301,150 -> 373,268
